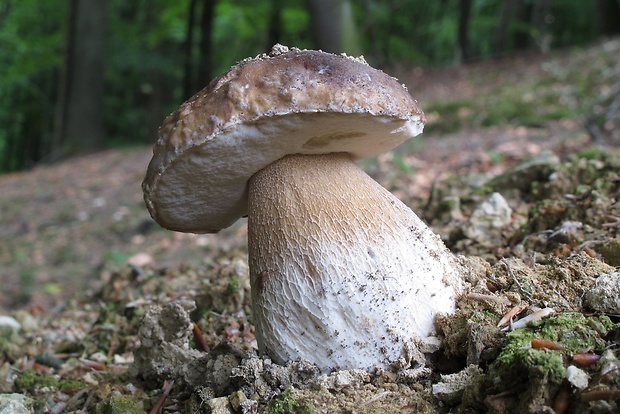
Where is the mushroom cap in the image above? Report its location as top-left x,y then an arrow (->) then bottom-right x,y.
143,44 -> 426,233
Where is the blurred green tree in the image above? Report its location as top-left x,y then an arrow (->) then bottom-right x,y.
0,0 -> 610,173
55,0 -> 106,157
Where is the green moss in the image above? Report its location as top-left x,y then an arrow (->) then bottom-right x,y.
267,389 -> 314,414
14,368 -> 59,391
492,312 -> 613,387
96,395 -> 146,414
469,310 -> 499,324
601,238 -> 620,267
228,276 -> 240,293
59,379 -> 85,392
577,146 -> 607,161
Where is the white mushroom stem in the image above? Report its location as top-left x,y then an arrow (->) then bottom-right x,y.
247,152 -> 463,371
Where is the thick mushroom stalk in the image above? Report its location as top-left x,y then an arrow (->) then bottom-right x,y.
248,152 -> 463,371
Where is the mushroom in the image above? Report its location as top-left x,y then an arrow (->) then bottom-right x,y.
143,44 -> 464,371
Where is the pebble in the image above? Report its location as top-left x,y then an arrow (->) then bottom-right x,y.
206,396 -> 233,414
432,365 -> 483,405
0,394 -> 33,414
463,192 -> 512,247
565,365 -> 589,390
585,272 -> 620,314
0,316 -> 21,332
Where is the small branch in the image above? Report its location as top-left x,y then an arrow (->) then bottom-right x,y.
149,379 -> 174,414
501,259 -> 533,302
467,292 -> 511,306
193,322 -> 210,353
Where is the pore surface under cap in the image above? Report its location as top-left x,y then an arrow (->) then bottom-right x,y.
143,45 -> 425,233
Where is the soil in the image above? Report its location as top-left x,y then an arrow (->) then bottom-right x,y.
0,39 -> 619,413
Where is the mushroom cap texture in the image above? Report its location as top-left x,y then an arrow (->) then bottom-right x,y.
143,44 -> 425,233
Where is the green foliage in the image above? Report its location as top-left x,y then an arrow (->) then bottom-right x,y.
0,0 -> 66,171
0,0 -> 609,173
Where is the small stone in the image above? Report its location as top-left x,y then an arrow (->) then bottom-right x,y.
318,369 -> 370,392
239,398 -> 259,414
13,311 -> 38,332
601,238 -> 620,267
130,300 -> 202,385
89,351 -> 108,363
585,272 -> 620,314
127,252 -> 153,267
566,365 -> 589,390
206,396 -> 233,414
228,390 -> 247,411
487,150 -> 560,193
463,192 -> 512,247
0,394 -> 34,414
0,316 -> 21,332
432,365 -> 483,405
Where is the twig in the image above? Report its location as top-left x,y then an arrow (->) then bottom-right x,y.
193,322 -> 210,353
150,379 -> 174,414
467,292 -> 511,306
602,215 -> 620,228
361,391 -> 390,407
501,259 -> 533,302
497,303 -> 528,328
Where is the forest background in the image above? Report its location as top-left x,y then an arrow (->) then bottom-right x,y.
1,0 -> 620,174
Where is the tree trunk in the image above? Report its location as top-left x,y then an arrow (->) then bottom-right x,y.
196,0 -> 217,89
56,0 -> 106,157
266,0 -> 283,50
305,0 -> 360,54
531,0 -> 552,53
494,0 -> 523,56
594,0 -> 620,36
183,0 -> 198,99
457,0 -> 472,63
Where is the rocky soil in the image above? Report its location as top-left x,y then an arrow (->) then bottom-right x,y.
1,39 -> 620,413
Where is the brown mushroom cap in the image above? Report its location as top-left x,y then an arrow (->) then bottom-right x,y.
143,45 -> 425,233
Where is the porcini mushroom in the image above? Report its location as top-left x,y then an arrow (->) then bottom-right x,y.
143,44 -> 464,371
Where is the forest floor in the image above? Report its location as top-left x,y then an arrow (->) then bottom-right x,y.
1,38 -> 619,413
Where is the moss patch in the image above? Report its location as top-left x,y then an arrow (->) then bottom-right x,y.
488,312 -> 614,411
266,388 -> 314,414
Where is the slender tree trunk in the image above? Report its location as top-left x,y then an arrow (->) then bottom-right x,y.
531,0 -> 552,53
513,0 -> 531,51
457,0 -> 472,63
183,0 -> 198,99
594,0 -> 620,36
495,0 -> 520,56
196,0 -> 217,88
266,0 -> 283,50
305,0 -> 341,52
305,0 -> 360,54
56,0 -> 106,157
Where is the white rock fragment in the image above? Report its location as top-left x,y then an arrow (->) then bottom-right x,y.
464,192 -> 512,247
585,272 -> 620,314
600,349 -> 620,377
318,369 -> 370,392
130,300 -> 202,383
0,394 -> 33,414
432,365 -> 483,405
0,316 -> 21,332
205,396 -> 233,414
565,365 -> 589,390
